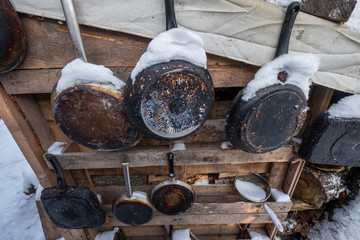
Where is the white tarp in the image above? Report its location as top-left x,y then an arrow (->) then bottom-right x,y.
10,0 -> 360,93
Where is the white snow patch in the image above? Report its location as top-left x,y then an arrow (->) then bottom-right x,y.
345,1 -> 360,32
291,137 -> 302,144
131,28 -> 207,83
264,203 -> 284,232
56,59 -> 125,93
327,94 -> 360,119
192,179 -> 209,186
47,141 -> 67,154
56,238 -> 65,240
283,218 -> 297,230
248,231 -> 270,240
172,228 -> 191,240
221,141 -> 232,150
235,179 -> 267,202
171,143 -> 186,151
97,194 -> 102,202
95,227 -> 119,240
266,0 -> 301,8
22,168 -> 40,193
241,53 -> 320,101
0,119 -> 45,240
35,184 -> 44,201
271,188 -> 291,202
307,191 -> 360,240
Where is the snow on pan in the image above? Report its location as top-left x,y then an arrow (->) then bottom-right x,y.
327,94 -> 360,118
56,59 -> 125,93
130,28 -> 207,83
235,179 -> 267,202
241,53 -> 320,101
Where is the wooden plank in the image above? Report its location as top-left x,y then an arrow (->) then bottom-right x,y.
172,224 -> 240,235
120,226 -> 166,237
267,162 -> 289,189
282,158 -> 305,197
14,95 -> 55,151
48,146 -> 294,170
35,201 -> 62,240
0,83 -> 54,187
104,212 -> 289,226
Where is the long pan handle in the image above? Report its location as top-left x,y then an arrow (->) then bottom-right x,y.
165,0 -> 178,30
44,153 -> 67,190
274,2 -> 300,58
120,155 -> 133,198
167,152 -> 175,180
60,0 -> 87,62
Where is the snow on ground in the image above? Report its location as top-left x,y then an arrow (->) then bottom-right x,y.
0,119 -> 45,240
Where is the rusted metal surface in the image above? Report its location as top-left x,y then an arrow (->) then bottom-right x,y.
0,0 -> 25,73
226,84 -> 307,153
126,60 -> 214,141
52,84 -> 139,151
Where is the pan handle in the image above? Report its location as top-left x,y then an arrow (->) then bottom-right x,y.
120,154 -> 133,198
274,2 -> 300,58
44,153 -> 67,191
165,0 -> 178,30
167,152 -> 175,180
60,0 -> 87,62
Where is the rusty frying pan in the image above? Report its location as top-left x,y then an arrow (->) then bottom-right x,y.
0,0 -> 25,73
41,154 -> 105,229
112,155 -> 155,225
125,0 -> 214,141
299,95 -> 360,166
151,152 -> 195,215
225,2 -> 305,154
51,0 -> 138,151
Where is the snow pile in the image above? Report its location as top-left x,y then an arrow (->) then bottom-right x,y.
192,179 -> 209,186
327,94 -> 360,119
56,59 -> 125,93
242,53 -> 320,101
235,179 -> 267,202
131,28 -> 207,83
220,141 -> 232,150
271,188 -> 291,202
47,141 -> 67,154
171,143 -> 186,151
172,228 -> 191,240
283,218 -> 297,230
264,203 -> 284,232
307,192 -> 360,240
345,1 -> 360,32
248,231 -> 270,240
266,0 -> 301,8
95,227 -> 119,240
0,120 -> 45,240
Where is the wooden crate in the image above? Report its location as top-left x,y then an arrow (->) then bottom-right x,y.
0,13 -> 334,240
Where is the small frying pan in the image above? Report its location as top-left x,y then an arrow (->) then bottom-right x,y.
0,0 -> 25,73
235,173 -> 284,232
112,155 -> 155,225
125,0 -> 214,141
51,0 -> 138,151
41,154 -> 105,229
225,2 -> 305,154
151,152 -> 195,215
299,95 -> 360,166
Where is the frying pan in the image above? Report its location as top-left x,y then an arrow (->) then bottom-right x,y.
125,0 -> 214,141
112,155 -> 155,225
41,153 -> 105,229
235,173 -> 284,232
0,0 -> 25,73
225,2 -> 305,154
51,0 -> 138,151
299,96 -> 360,166
151,152 -> 195,215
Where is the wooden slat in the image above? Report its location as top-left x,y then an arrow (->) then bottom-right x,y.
47,145 -> 294,170
268,162 -> 289,189
282,158 -> 305,197
104,212 -> 289,226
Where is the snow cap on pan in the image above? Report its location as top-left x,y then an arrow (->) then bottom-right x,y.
56,59 -> 125,93
327,94 -> 360,118
130,28 -> 207,83
241,53 -> 321,101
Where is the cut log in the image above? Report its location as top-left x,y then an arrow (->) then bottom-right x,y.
293,164 -> 348,208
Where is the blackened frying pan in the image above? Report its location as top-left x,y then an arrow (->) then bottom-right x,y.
112,155 -> 155,225
0,0 -> 25,73
51,0 -> 138,151
41,154 -> 105,229
225,2 -> 305,154
299,112 -> 360,167
125,0 -> 214,141
151,152 -> 195,215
